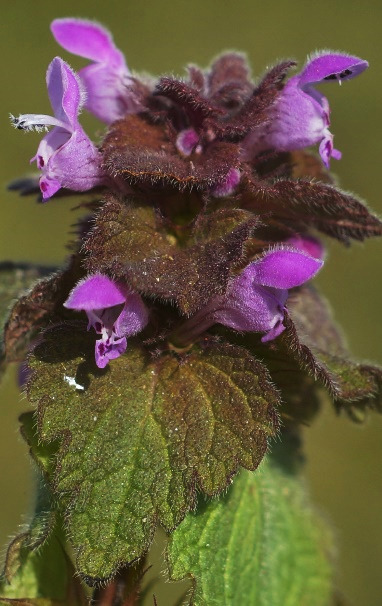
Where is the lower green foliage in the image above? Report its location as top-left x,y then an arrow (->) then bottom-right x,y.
0,532 -> 87,605
0,263 -> 52,378
28,329 -> 279,581
168,456 -> 333,606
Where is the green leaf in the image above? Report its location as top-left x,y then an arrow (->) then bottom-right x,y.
0,531 -> 87,606
167,457 -> 333,606
0,263 -> 53,377
1,481 -> 55,584
3,256 -> 83,367
287,286 -> 382,420
317,353 -> 382,421
28,327 -> 279,582
19,412 -> 58,477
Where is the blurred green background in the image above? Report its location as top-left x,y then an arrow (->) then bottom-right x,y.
0,1 -> 381,604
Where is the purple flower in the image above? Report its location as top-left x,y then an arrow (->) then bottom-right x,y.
285,234 -> 325,260
64,274 -> 149,368
211,167 -> 241,198
51,18 -> 139,123
242,52 -> 368,167
175,247 -> 323,344
176,128 -> 202,156
10,57 -> 104,200
175,129 -> 241,197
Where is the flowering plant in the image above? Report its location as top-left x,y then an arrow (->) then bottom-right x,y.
1,18 -> 381,605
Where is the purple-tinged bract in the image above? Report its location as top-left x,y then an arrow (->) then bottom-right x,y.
211,167 -> 241,197
176,128 -> 201,156
64,274 -> 149,368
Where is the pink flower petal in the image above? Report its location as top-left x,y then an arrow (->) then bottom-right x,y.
247,248 -> 323,290
51,19 -> 125,67
64,274 -> 129,310
299,52 -> 368,87
47,57 -> 83,127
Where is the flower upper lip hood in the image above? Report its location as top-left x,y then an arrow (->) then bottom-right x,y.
51,18 -> 140,123
241,51 -> 368,168
10,57 -> 104,200
298,52 -> 368,86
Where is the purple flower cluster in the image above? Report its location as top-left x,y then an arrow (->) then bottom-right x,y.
11,19 -> 367,199
10,18 -> 369,368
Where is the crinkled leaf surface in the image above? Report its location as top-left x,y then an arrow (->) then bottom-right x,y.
287,287 -> 382,419
85,197 -> 258,315
3,256 -> 83,365
102,114 -> 239,191
28,326 -> 279,582
19,412 -> 58,477
242,176 -> 382,243
168,458 -> 333,606
2,480 -> 55,585
0,263 -> 53,377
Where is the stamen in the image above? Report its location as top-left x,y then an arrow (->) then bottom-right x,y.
323,74 -> 338,81
9,113 -> 69,132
